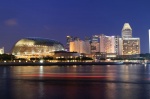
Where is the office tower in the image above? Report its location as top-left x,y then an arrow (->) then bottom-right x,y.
99,34 -> 105,52
85,36 -> 91,42
84,36 -> 91,54
91,42 -> 99,53
92,35 -> 99,42
66,36 -> 73,51
118,38 -> 123,55
121,23 -> 140,55
114,36 -> 120,55
122,23 -> 132,38
91,35 -> 99,53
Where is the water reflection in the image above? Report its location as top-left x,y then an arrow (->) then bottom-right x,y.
39,66 -> 43,77
38,82 -> 44,98
2,65 -> 150,83
0,65 -> 150,99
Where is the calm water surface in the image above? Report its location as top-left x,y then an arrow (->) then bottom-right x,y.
0,64 -> 150,99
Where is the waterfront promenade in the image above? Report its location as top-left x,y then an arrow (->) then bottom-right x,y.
0,61 -> 145,66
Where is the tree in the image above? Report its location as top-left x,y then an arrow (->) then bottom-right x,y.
57,58 -> 66,62
75,56 -> 93,62
30,58 -> 40,61
43,56 -> 53,60
0,54 -> 16,61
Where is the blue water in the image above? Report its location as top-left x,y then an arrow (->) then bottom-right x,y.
0,64 -> 150,99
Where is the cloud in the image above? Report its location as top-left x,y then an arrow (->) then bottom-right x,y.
4,19 -> 18,26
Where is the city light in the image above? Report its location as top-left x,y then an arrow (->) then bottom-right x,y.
39,60 -> 44,63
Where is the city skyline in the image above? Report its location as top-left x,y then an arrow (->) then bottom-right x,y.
0,0 -> 150,53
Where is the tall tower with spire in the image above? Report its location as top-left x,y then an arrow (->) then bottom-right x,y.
122,23 -> 132,38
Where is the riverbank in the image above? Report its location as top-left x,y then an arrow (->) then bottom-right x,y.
0,61 -> 144,66
0,61 -> 125,66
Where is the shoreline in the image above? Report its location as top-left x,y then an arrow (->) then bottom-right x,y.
0,61 -> 145,66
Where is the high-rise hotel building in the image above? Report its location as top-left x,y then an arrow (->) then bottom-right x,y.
68,23 -> 140,56
70,38 -> 91,54
69,35 -> 120,55
120,23 -> 140,55
99,34 -> 120,54
122,38 -> 140,55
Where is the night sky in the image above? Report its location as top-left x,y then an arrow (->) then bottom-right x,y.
0,0 -> 150,53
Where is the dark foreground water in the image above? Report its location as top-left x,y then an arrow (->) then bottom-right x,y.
0,64 -> 150,99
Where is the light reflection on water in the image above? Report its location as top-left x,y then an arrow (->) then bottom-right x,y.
0,64 -> 150,99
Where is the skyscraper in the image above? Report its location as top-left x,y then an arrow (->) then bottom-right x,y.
120,23 -> 140,55
91,35 -> 100,53
99,34 -> 119,54
70,39 -> 90,54
66,36 -> 73,51
122,23 -> 132,38
92,35 -> 99,42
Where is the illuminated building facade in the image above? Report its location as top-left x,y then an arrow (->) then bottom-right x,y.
122,38 -> 140,55
0,47 -> 4,54
70,39 -> 91,54
99,34 -> 119,54
70,39 -> 80,53
99,34 -> 105,52
118,38 -> 123,55
114,36 -> 120,55
68,22 -> 140,56
82,40 -> 91,54
85,36 -> 91,42
121,23 -> 140,55
91,35 -> 99,53
12,37 -> 64,58
66,36 -> 73,51
92,35 -> 99,42
91,42 -> 99,53
105,36 -> 115,53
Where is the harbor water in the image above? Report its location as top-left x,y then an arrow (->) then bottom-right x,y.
0,64 -> 150,99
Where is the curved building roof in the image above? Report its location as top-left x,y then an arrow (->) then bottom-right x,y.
12,37 -> 64,55
15,37 -> 63,46
122,23 -> 132,31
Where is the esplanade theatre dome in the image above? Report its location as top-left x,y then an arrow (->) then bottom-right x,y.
12,37 -> 64,57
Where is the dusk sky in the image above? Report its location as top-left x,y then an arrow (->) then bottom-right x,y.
0,0 -> 150,53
